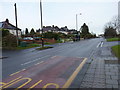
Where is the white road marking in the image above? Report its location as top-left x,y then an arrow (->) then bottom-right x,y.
51,56 -> 57,59
97,42 -> 101,48
35,61 -> 44,65
100,42 -> 104,47
21,55 -> 50,66
97,41 -> 104,48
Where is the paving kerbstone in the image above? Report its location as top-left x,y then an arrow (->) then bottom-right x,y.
106,75 -> 111,79
105,72 -> 116,76
80,81 -> 93,88
105,84 -> 113,88
83,77 -> 94,82
79,43 -> 119,88
93,78 -> 105,84
112,84 -> 118,88
106,79 -> 118,85
92,83 -> 105,88
111,76 -> 118,80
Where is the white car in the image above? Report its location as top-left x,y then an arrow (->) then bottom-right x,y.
23,37 -> 34,40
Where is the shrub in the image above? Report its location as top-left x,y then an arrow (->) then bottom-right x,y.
2,34 -> 17,48
0,29 -> 10,37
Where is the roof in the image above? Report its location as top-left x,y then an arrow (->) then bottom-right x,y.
0,19 -> 21,31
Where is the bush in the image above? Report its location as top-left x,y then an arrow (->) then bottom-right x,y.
0,29 -> 10,37
43,32 -> 59,40
2,34 -> 17,48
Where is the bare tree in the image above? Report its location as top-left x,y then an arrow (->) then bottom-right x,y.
104,16 -> 120,34
118,15 -> 120,34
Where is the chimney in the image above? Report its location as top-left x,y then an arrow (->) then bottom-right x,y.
5,19 -> 9,23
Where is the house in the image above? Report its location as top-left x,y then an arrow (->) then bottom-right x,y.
0,19 -> 21,37
36,25 -> 78,35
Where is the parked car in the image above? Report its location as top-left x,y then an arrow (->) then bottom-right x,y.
23,37 -> 34,40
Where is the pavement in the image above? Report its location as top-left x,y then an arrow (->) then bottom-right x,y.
1,38 -> 120,89
80,40 -> 119,89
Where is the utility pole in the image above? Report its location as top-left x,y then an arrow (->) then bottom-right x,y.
40,0 -> 44,47
14,3 -> 19,46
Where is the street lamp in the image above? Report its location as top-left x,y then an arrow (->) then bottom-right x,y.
76,13 -> 82,31
76,13 -> 82,41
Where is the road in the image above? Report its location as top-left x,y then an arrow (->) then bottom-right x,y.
2,38 -> 104,88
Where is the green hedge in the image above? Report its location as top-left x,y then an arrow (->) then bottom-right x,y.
2,34 -> 17,48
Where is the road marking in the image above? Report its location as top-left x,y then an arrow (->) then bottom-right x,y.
35,61 -> 44,65
2,76 -> 22,88
51,56 -> 57,59
3,77 -> 32,89
27,80 -> 42,90
15,78 -> 32,90
97,42 -> 101,48
21,55 -> 50,66
62,58 -> 87,88
43,83 -> 59,89
100,42 -> 103,47
0,82 -> 6,87
10,69 -> 26,76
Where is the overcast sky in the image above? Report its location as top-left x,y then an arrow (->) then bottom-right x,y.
0,0 -> 119,35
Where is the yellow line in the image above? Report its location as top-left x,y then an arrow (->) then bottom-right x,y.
62,58 -> 87,88
10,69 -> 25,76
15,78 -> 32,90
2,76 -> 22,88
10,71 -> 21,76
42,83 -> 59,89
3,77 -> 31,89
27,80 -> 42,90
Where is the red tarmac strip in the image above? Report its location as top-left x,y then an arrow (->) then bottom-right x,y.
2,56 -> 86,89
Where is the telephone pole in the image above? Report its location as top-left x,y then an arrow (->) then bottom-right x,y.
40,0 -> 44,47
14,3 -> 19,46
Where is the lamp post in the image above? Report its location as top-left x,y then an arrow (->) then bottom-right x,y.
14,3 -> 19,46
76,13 -> 82,31
76,13 -> 82,41
40,0 -> 44,47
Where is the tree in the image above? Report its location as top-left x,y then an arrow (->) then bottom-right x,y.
106,16 -> 120,34
30,28 -> 35,35
80,23 -> 90,39
104,26 -> 117,38
25,28 -> 29,35
104,16 -> 118,38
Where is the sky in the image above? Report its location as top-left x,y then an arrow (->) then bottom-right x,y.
0,0 -> 119,35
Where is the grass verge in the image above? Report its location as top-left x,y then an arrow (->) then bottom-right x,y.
107,38 -> 120,42
112,45 -> 120,59
16,43 -> 40,50
36,46 -> 53,50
